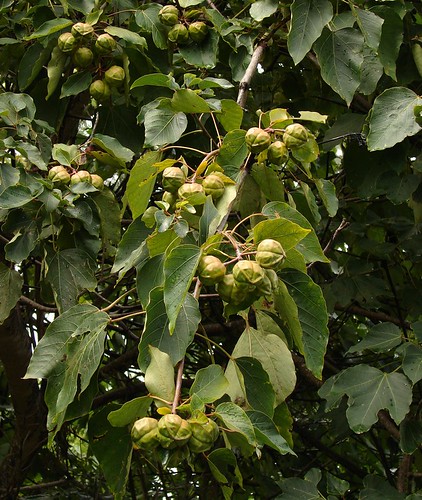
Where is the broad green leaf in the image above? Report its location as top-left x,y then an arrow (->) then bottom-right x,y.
25,18 -> 73,39
279,477 -> 321,499
143,101 -> 188,147
357,45 -> 384,96
88,406 -> 132,498
400,343 -> 422,384
373,6 -> 403,80
5,220 -> 39,263
46,46 -> 67,100
280,269 -> 329,379
14,141 -> 48,170
250,0 -> 278,22
52,143 -> 78,166
25,304 -> 109,433
147,229 -> 180,257
273,280 -> 304,352
138,288 -> 200,371
144,346 -> 175,407
18,42 -> 52,90
314,178 -> 338,217
125,151 -> 161,219
136,254 -> 165,307
251,164 -> 285,202
207,449 -> 242,489
348,323 -> 402,353
179,30 -> 219,68
367,87 -> 422,151
131,73 -> 179,90
216,129 -> 248,180
352,7 -> 383,51
359,474 -> 406,500
0,263 -> 23,324
199,196 -> 220,245
199,77 -> 233,90
253,218 -> 310,252
190,364 -> 229,403
0,185 -> 38,209
291,137 -> 319,163
400,419 -> 422,454
179,0 -> 205,6
91,189 -> 121,253
262,201 -> 329,263
288,0 -> 333,65
104,26 -> 146,48
135,4 -> 168,50
314,27 -> 364,106
247,410 -> 294,455
108,397 -> 152,427
92,134 -> 134,165
235,357 -> 275,417
215,402 -> 257,447
320,365 -> 412,433
0,92 -> 35,124
60,71 -> 92,98
217,100 -> 243,132
112,218 -> 150,275
171,89 -> 211,113
163,244 -> 201,334
46,249 -> 97,313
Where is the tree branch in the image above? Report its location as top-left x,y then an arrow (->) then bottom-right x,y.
237,42 -> 267,109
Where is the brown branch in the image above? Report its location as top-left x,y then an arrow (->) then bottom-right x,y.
19,296 -> 57,313
237,42 -> 267,109
334,303 -> 411,329
397,454 -> 412,494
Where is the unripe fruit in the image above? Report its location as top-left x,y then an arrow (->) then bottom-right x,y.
70,170 -> 92,184
157,414 -> 192,448
48,165 -> 70,184
233,260 -> 265,286
72,47 -> 93,68
158,5 -> 179,26
162,190 -> 178,208
89,80 -> 111,102
197,255 -> 226,285
202,174 -> 225,199
162,167 -> 186,193
90,174 -> 104,190
245,127 -> 271,153
104,65 -> 125,87
71,22 -> 94,38
95,33 -> 117,54
57,32 -> 77,53
131,417 -> 160,450
267,140 -> 289,165
178,182 -> 206,205
283,123 -> 308,149
216,274 -> 249,305
255,239 -> 285,269
188,21 -> 208,43
188,420 -> 218,453
168,23 -> 190,44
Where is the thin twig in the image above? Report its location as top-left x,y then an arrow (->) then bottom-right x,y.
19,296 -> 57,313
171,359 -> 185,414
237,42 -> 267,109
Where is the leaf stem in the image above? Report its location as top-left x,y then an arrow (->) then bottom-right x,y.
101,287 -> 136,312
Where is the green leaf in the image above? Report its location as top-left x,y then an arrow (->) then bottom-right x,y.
143,101 -> 188,147
179,0 -> 205,6
91,189 -> 121,252
280,269 -> 329,379
5,220 -> 39,263
179,30 -> 219,68
367,87 -> 422,151
108,397 -> 152,427
163,244 -> 201,335
104,26 -> 146,48
136,254 -> 165,306
131,73 -> 179,90
288,0 -> 333,65
273,280 -> 304,352
46,45 -> 67,100
251,164 -> 285,202
60,71 -> 92,98
253,218 -> 310,252
400,419 -> 422,454
0,185 -> 38,209
25,18 -> 73,40
171,89 -> 211,113
352,7 -> 383,51
250,0 -> 278,22
112,218 -> 150,275
0,92 -> 35,125
25,304 -> 109,433
348,323 -> 402,354
52,143 -> 78,166
199,196 -> 220,245
279,476 -> 322,499
400,343 -> 422,384
138,288 -> 200,371
18,41 -> 53,91
247,410 -> 294,455
373,6 -> 403,80
215,402 -> 257,447
314,178 -> 338,217
190,364 -> 229,402
0,263 -> 23,324
144,346 -> 175,407
360,475 -> 406,500
92,133 -> 134,165
207,449 -> 242,488
135,4 -> 168,50
314,27 -> 364,106
46,249 -> 97,313
217,100 -> 243,132
216,129 -> 248,180
319,365 -> 412,433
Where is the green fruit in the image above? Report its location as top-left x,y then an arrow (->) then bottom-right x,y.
255,239 -> 285,269
70,170 -> 92,184
71,22 -> 94,38
188,21 -> 208,43
131,417 -> 160,450
256,272 -> 273,296
178,182 -> 206,205
185,9 -> 203,20
168,23 -> 190,44
157,414 -> 192,448
57,32 -> 77,53
158,5 -> 179,26
72,47 -> 94,68
95,33 -> 117,54
104,65 -> 125,87
188,420 -> 218,453
202,174 -> 225,199
198,255 -> 226,285
267,140 -> 289,165
233,260 -> 265,286
48,165 -> 71,184
89,80 -> 111,102
216,274 -> 249,305
245,127 -> 271,153
162,191 -> 178,209
162,167 -> 186,193
90,174 -> 104,190
283,123 -> 308,149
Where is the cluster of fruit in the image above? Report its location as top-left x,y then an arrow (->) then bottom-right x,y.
197,239 -> 286,306
48,165 -> 104,190
131,412 -> 219,455
57,22 -> 125,103
245,123 -> 309,165
158,5 -> 209,45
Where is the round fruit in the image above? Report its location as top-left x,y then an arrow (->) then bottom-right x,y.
90,174 -> 104,190
95,33 -> 117,54
233,260 -> 265,286
197,255 -> 226,285
104,65 -> 125,87
71,22 -> 94,38
216,274 -> 249,305
267,140 -> 289,165
178,182 -> 206,205
188,419 -> 219,453
202,174 -> 225,200
188,21 -> 208,43
283,123 -> 308,149
162,167 -> 186,193
89,80 -> 111,102
70,170 -> 92,184
57,32 -> 77,53
255,239 -> 285,269
48,165 -> 70,184
131,417 -> 160,450
157,414 -> 192,448
168,23 -> 190,44
158,5 -> 179,26
162,190 -> 178,208
245,127 -> 271,153
72,47 -> 94,68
